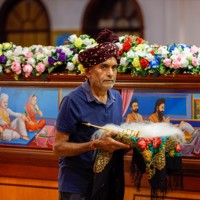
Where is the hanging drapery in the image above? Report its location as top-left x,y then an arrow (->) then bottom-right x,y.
121,89 -> 134,117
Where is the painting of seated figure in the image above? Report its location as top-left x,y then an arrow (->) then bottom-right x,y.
0,87 -> 61,148
122,89 -> 200,157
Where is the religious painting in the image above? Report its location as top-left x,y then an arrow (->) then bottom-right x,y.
121,89 -> 200,158
0,86 -> 59,149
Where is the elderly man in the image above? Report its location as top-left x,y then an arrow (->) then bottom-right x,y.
53,29 -> 129,200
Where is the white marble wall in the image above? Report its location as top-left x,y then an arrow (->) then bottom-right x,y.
0,0 -> 200,46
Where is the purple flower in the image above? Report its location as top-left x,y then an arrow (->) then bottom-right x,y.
58,52 -> 67,62
0,55 -> 7,64
56,49 -> 62,53
48,56 -> 55,65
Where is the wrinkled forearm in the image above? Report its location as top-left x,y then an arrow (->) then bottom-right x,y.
53,129 -> 92,157
53,140 -> 92,157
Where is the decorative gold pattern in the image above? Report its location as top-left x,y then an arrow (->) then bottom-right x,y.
93,133 -> 181,181
153,150 -> 166,170
93,150 -> 112,173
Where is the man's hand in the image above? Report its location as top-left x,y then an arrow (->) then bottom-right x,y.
95,132 -> 130,152
165,117 -> 170,123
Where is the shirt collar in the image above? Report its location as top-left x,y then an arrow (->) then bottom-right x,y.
82,80 -> 116,104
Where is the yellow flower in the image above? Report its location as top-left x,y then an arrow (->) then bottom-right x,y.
78,64 -> 85,74
169,149 -> 175,157
0,49 -> 2,55
0,44 -> 2,50
74,38 -> 83,48
72,57 -> 77,65
132,57 -> 141,69
3,42 -> 12,50
135,44 -> 145,51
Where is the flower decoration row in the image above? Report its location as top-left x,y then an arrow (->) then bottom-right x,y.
1,33 -> 200,80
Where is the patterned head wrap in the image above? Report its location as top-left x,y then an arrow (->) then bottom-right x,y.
78,29 -> 120,68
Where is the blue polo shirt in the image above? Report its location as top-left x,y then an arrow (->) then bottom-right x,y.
56,80 -> 122,193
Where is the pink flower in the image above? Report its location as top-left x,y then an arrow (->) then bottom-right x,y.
192,57 -> 197,67
172,59 -> 181,69
36,62 -> 46,73
11,61 -> 21,74
190,45 -> 199,54
23,64 -> 33,77
25,52 -> 33,59
163,58 -> 171,67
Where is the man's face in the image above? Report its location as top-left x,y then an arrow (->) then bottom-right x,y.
157,103 -> 165,114
157,103 -> 165,121
131,102 -> 139,113
87,57 -> 118,91
0,98 -> 8,109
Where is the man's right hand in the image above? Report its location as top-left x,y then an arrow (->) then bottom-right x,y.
95,132 -> 130,152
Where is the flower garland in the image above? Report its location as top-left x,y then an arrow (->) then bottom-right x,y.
1,33 -> 200,80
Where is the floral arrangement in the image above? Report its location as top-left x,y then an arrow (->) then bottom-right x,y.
1,33 -> 200,80
117,35 -> 200,76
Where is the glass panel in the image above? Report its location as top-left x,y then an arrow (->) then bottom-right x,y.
5,0 -> 50,46
7,33 -> 21,44
97,0 -> 143,36
6,13 -> 22,30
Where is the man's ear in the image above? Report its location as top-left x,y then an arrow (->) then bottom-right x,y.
85,68 -> 90,78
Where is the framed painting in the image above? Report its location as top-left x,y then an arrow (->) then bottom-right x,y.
0,86 -> 75,149
121,88 -> 200,158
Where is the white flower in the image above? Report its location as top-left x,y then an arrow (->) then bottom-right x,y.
13,46 -> 23,56
172,48 -> 181,55
127,50 -> 135,58
82,38 -> 92,46
27,57 -> 36,65
135,50 -> 146,57
119,36 -> 125,42
42,47 -> 52,55
181,57 -> 189,68
72,54 -> 79,63
14,57 -> 21,63
4,50 -> 13,57
68,34 -> 77,43
43,57 -> 49,65
115,42 -> 123,49
36,53 -> 45,60
67,62 -> 75,71
146,53 -> 155,61
171,54 -> 178,60
157,46 -> 169,56
120,57 -> 128,66
61,46 -> 73,56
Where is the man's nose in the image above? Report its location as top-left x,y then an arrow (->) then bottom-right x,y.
106,67 -> 115,75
